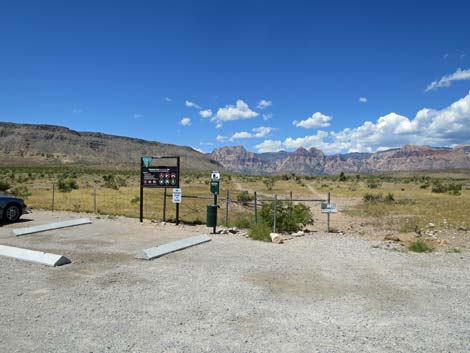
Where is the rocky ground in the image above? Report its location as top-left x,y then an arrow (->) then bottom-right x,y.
0,210 -> 469,353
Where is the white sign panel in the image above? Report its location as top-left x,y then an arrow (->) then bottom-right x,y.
321,202 -> 337,213
211,171 -> 220,181
172,188 -> 182,203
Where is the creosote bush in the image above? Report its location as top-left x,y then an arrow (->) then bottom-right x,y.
0,180 -> 11,192
408,240 -> 433,253
259,200 -> 312,233
58,178 -> 78,193
248,222 -> 272,242
236,191 -> 253,205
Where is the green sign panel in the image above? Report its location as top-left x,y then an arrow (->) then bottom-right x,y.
210,180 -> 219,195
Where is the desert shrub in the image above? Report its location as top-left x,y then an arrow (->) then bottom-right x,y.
237,191 -> 253,205
339,172 -> 347,182
408,240 -> 433,253
249,222 -> 272,242
102,174 -> 126,190
130,196 -> 140,204
0,180 -> 11,192
58,178 -> 78,192
232,213 -> 252,229
367,179 -> 381,189
259,201 -> 312,233
11,185 -> 32,199
263,178 -> 275,191
431,181 -> 462,195
384,192 -> 395,203
363,192 -> 383,202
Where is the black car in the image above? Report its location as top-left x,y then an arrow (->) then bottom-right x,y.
0,195 -> 30,223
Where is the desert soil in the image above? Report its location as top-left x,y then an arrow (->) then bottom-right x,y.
0,210 -> 469,353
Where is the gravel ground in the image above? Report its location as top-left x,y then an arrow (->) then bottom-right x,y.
0,211 -> 469,353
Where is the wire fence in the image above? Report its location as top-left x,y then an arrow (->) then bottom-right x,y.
24,182 -> 334,230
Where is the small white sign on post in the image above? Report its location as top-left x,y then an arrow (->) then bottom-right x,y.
172,188 -> 182,203
321,202 -> 337,213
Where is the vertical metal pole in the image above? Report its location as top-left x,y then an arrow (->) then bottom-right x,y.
273,194 -> 277,233
140,158 -> 144,223
254,191 -> 257,225
163,187 -> 167,222
225,190 -> 229,227
213,194 -> 218,234
93,183 -> 97,214
52,182 -> 55,212
327,192 -> 331,232
176,157 -> 180,225
289,191 -> 293,218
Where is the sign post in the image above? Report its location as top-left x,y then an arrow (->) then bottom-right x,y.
210,171 -> 220,234
321,192 -> 337,232
140,156 -> 180,224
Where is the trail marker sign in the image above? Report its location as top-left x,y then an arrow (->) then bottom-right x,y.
172,188 -> 182,203
321,202 -> 337,213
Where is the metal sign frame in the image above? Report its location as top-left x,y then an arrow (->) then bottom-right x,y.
140,156 -> 180,224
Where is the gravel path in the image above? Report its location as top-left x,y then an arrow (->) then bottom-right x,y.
0,211 -> 469,353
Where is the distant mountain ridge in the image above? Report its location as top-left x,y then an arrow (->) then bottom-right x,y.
209,145 -> 470,175
1,121 -> 470,174
0,121 -> 221,170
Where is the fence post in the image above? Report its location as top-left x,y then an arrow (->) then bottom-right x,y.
93,183 -> 97,214
225,190 -> 229,227
289,191 -> 293,218
327,191 -> 331,232
254,191 -> 257,225
163,187 -> 167,222
52,182 -> 55,212
273,194 -> 277,233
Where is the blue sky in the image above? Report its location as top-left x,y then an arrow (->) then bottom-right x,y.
1,0 -> 470,154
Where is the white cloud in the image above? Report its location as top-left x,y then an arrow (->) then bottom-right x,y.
192,147 -> 204,153
179,117 -> 191,126
165,97 -> 172,102
133,113 -> 144,119
425,68 -> 470,92
215,123 -> 222,129
73,109 -> 82,114
215,99 -> 258,122
262,113 -> 273,121
229,126 -> 275,140
255,92 -> 470,154
255,139 -> 283,153
216,135 -> 227,142
460,54 -> 466,59
293,112 -> 332,129
257,99 -> 272,109
359,97 -> 368,103
185,100 -> 201,109
199,109 -> 213,118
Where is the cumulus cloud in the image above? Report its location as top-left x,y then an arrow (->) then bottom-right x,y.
255,139 -> 283,153
185,100 -> 201,109
425,68 -> 470,92
293,112 -> 332,129
255,92 -> 470,154
215,99 -> 258,123
262,113 -> 273,121
192,147 -> 204,153
216,135 -> 227,142
229,126 -> 275,141
257,99 -> 272,109
199,109 -> 213,118
179,117 -> 191,126
359,97 -> 368,103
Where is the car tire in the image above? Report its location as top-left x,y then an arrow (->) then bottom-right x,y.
4,204 -> 21,223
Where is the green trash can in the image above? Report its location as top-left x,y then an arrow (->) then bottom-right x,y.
206,204 -> 217,227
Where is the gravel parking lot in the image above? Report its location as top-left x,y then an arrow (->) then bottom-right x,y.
0,211 -> 469,353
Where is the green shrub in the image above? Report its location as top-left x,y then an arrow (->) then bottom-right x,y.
408,240 -> 433,253
384,192 -> 395,203
249,222 -> 272,242
58,178 -> 78,192
232,213 -> 252,229
237,191 -> 253,205
11,185 -> 32,199
363,192 -> 383,202
339,172 -> 347,182
0,180 -> 11,192
263,178 -> 275,191
367,179 -> 381,189
431,181 -> 462,195
259,201 -> 312,233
